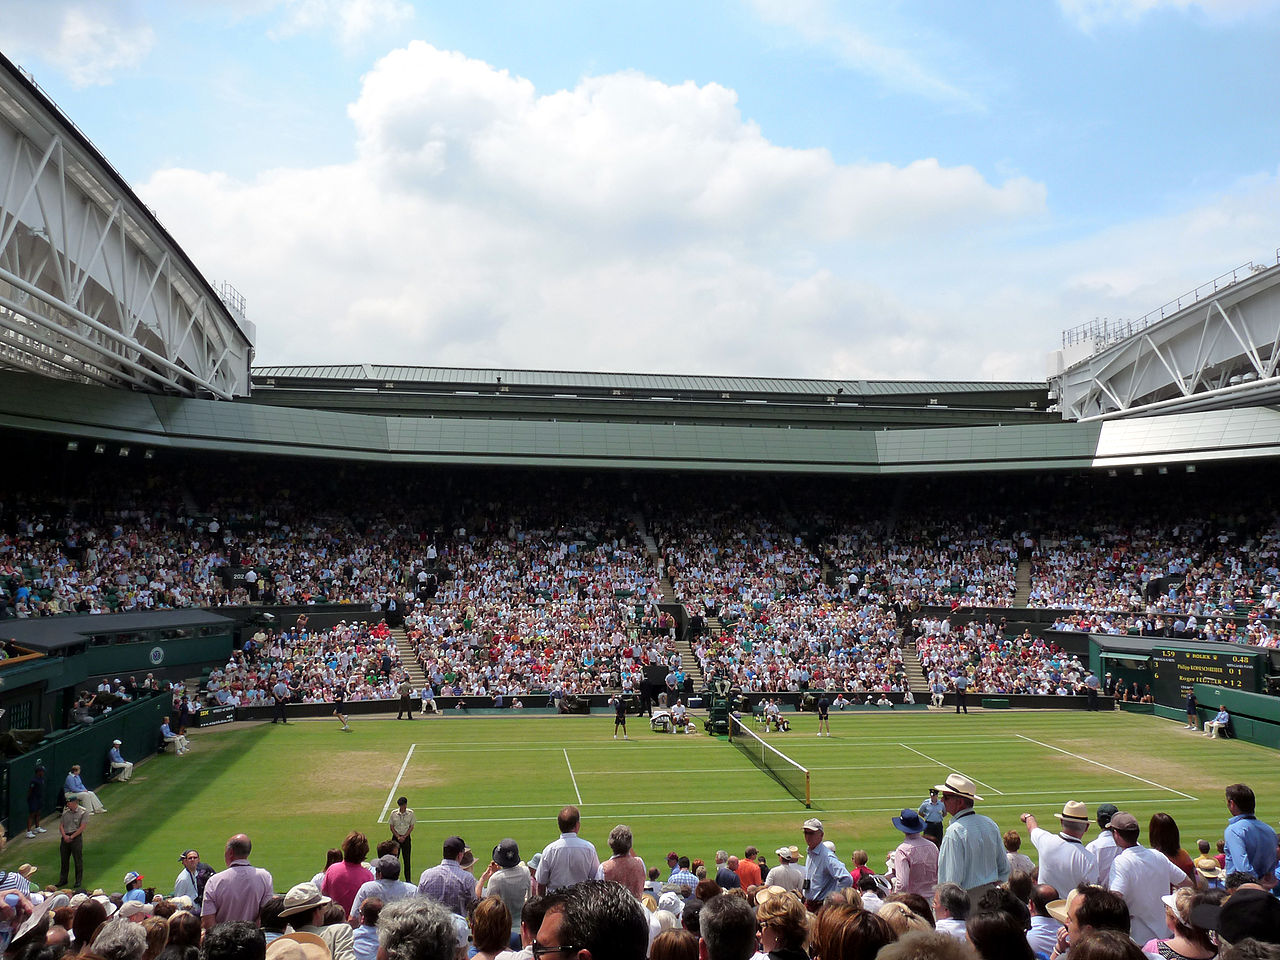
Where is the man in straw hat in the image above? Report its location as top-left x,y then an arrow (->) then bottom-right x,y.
935,772 -> 1008,903
278,882 -> 354,960
1020,801 -> 1096,900
1193,855 -> 1224,890
266,932 -> 331,960
888,808 -> 938,899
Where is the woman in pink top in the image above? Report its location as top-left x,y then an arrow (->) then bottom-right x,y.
599,825 -> 646,899
323,831 -> 374,913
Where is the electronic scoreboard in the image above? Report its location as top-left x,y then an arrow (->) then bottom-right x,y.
1150,646 -> 1263,705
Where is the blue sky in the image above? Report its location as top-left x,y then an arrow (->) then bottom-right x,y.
3,0 -> 1279,379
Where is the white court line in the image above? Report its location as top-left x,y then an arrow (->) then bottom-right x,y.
409,796 -> 1196,825
581,764 -> 946,775
899,743 -> 1005,796
377,743 -> 417,824
1016,734 -> 1197,801
564,749 -> 583,805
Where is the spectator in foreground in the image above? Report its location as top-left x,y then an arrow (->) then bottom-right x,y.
601,826 -> 647,900
467,897 -> 511,960
698,893 -> 756,960
323,833 -> 374,915
811,901 -> 897,960
935,775 -> 1009,901
535,881 -> 647,960
377,898 -> 457,960
877,930 -> 978,960
202,835 -> 274,929
1223,784 -> 1279,890
753,888 -> 808,960
1106,812 -> 1191,945
1070,928 -> 1147,960
535,807 -> 600,895
352,897 -> 382,960
200,922 -> 266,960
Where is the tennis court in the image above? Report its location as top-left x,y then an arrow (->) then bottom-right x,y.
0,708 -> 1259,892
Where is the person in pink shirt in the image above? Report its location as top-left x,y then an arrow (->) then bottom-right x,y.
599,824 -> 646,899
323,831 -> 375,914
888,808 -> 939,900
200,834 -> 274,929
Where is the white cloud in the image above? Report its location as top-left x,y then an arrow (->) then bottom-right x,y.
1,1 -> 154,87
1059,0 -> 1280,28
146,42 -> 1280,384
745,0 -> 982,110
270,0 -> 414,45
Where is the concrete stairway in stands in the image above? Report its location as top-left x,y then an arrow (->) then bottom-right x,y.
393,627 -> 428,687
1014,559 -> 1032,606
901,641 -> 932,700
633,511 -> 706,692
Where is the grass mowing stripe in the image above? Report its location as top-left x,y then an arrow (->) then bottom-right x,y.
409,796 -> 1198,825
416,785 -> 1179,811
898,743 -> 1006,796
377,743 -> 417,823
1016,734 -> 1198,800
405,737 -> 1033,751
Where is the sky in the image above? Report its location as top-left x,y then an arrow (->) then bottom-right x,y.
2,0 -> 1279,381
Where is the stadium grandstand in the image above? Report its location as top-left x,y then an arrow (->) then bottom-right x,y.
5,43 -> 1280,960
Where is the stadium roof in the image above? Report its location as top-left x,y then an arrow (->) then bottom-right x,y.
7,368 -> 1280,474
253,363 -> 1044,403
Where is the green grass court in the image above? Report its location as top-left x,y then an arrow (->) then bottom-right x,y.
3,709 -> 1273,892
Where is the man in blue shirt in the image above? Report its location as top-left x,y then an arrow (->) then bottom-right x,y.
667,856 -> 699,893
953,674 -> 969,714
63,764 -> 106,814
802,817 -> 851,908
919,788 -> 946,846
936,773 -> 1009,900
1204,706 -> 1231,739
1224,783 -> 1278,891
108,740 -> 133,781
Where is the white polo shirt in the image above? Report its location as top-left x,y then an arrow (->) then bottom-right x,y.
1030,827 -> 1096,900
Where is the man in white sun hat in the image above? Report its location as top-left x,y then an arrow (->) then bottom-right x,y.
934,772 -> 1008,904
1020,800 -> 1097,900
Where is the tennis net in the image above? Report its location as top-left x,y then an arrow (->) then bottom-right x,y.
728,716 -> 811,807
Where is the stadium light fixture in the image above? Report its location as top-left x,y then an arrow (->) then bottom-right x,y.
65,440 -> 78,452
1186,464 -> 1196,473
93,443 -> 106,454
118,446 -> 130,457
144,449 -> 155,460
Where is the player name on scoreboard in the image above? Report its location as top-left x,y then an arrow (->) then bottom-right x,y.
1151,646 -> 1261,702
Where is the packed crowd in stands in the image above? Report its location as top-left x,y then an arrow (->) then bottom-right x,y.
694,596 -> 910,694
398,495 -> 660,697
9,774 -> 1280,960
822,520 -> 1021,609
6,462 -> 1280,710
206,621 -> 403,706
913,616 -> 1089,696
1049,612 -> 1278,649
